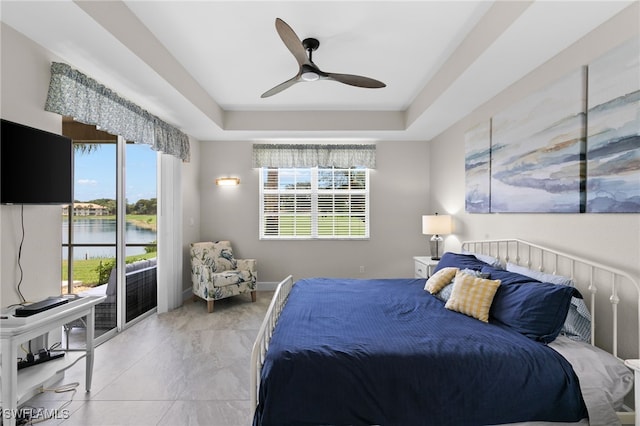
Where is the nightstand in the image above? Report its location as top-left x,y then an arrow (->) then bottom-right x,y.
413,256 -> 440,278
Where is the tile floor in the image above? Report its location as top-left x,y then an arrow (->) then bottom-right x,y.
21,292 -> 273,426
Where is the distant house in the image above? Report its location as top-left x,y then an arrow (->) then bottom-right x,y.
63,203 -> 109,216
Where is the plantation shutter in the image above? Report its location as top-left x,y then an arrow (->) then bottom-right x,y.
259,167 -> 370,239
255,144 -> 373,240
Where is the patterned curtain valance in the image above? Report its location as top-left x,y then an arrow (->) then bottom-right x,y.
45,62 -> 190,162
252,144 -> 376,168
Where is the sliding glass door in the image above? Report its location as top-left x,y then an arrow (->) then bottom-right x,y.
122,142 -> 158,323
61,119 -> 157,346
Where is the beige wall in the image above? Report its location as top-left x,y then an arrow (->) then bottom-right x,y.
1,24 -> 66,306
197,140 -> 430,284
428,6 -> 640,359
430,3 -> 639,278
0,23 -> 201,306
3,5 -> 638,362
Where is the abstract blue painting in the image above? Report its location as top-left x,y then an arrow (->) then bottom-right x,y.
490,68 -> 586,213
586,37 -> 640,213
465,120 -> 491,213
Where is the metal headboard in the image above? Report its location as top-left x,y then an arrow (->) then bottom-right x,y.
461,239 -> 640,360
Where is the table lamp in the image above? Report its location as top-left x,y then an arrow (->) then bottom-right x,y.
422,213 -> 452,260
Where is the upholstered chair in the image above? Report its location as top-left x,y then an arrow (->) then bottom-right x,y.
190,241 -> 257,312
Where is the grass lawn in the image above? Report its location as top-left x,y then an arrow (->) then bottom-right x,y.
267,215 -> 366,236
126,214 -> 156,231
62,214 -> 157,287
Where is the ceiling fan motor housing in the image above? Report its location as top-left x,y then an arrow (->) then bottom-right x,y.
302,38 -> 320,51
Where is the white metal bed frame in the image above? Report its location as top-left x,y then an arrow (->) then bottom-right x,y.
250,239 -> 640,424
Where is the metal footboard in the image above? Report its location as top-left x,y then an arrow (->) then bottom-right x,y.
250,275 -> 294,412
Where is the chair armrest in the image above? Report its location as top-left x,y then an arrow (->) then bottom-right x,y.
191,262 -> 213,277
236,259 -> 257,272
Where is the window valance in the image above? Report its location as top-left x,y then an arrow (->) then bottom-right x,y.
252,144 -> 376,169
45,62 -> 190,162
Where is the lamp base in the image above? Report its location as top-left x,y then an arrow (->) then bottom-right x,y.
429,235 -> 443,260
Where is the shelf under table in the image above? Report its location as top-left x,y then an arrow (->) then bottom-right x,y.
15,352 -> 86,405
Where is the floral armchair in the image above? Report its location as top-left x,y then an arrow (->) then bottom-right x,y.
190,241 -> 257,312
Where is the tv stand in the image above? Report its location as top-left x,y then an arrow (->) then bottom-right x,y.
0,296 -> 105,426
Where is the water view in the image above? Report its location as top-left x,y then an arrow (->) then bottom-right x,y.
62,217 -> 156,260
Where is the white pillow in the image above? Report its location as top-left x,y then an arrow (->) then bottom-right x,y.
506,262 -> 573,286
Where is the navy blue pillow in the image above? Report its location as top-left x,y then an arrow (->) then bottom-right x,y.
481,265 -> 541,286
431,252 -> 491,274
490,282 -> 578,343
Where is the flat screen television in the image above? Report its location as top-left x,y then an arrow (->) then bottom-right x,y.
1,119 -> 73,205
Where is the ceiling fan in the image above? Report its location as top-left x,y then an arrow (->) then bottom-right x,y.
261,18 -> 386,98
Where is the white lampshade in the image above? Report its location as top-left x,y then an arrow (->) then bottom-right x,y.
422,214 -> 452,236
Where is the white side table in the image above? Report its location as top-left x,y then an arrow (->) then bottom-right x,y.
1,296 -> 105,426
413,256 -> 440,278
624,359 -> 639,426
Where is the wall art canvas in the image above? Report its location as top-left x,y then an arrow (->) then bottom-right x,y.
465,120 -> 491,213
586,37 -> 640,213
490,68 -> 586,213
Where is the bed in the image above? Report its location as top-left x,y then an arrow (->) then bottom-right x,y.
251,239 -> 639,425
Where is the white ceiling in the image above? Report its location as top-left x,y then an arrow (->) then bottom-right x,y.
0,1 -> 634,143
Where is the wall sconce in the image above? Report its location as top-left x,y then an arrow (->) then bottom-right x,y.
422,213 -> 453,260
216,177 -> 240,186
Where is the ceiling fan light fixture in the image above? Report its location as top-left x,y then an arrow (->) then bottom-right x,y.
261,18 -> 386,97
301,71 -> 320,82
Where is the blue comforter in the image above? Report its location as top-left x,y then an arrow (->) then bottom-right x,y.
254,278 -> 587,426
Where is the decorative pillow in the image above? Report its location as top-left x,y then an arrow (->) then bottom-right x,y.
213,241 -> 238,272
490,282 -> 578,343
505,263 -> 591,343
444,271 -> 501,322
197,240 -> 237,272
435,269 -> 490,303
431,252 -> 493,275
424,267 -> 458,294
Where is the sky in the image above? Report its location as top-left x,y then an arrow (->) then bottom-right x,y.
74,143 -> 157,203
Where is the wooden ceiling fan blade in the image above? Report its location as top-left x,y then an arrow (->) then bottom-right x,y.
275,18 -> 308,67
326,73 -> 386,89
261,76 -> 299,98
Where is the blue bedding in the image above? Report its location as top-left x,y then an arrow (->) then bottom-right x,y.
254,278 -> 587,426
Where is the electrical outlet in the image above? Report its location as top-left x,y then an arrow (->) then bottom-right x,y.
359,266 -> 365,273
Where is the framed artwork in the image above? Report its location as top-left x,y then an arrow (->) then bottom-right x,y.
465,120 -> 491,213
490,68 -> 586,213
586,37 -> 640,213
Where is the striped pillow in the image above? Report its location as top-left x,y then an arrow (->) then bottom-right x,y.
445,271 -> 501,322
424,267 -> 458,294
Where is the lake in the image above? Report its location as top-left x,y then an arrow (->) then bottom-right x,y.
62,217 -> 156,260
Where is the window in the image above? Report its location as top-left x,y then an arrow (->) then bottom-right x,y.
259,167 -> 369,239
